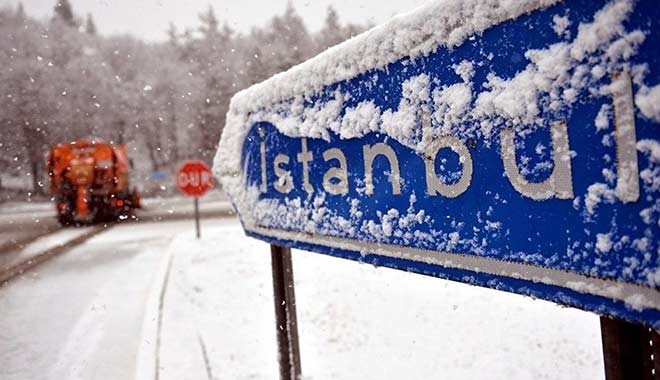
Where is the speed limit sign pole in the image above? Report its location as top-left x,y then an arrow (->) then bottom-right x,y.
176,160 -> 214,239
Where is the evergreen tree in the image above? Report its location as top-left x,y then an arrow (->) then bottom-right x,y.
85,13 -> 96,35
315,6 -> 365,53
244,40 -> 269,85
318,6 -> 345,50
167,22 -> 179,47
15,2 -> 25,20
199,5 -> 219,38
324,6 -> 341,33
269,2 -> 313,72
0,0 -> 370,197
53,0 -> 75,26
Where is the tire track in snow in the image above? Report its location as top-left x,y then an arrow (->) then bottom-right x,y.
197,333 -> 214,380
149,232 -> 218,380
154,252 -> 174,380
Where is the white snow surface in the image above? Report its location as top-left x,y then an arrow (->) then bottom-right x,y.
0,227 -> 92,271
0,218 -> 607,380
552,14 -> 571,38
635,83 -> 660,122
0,221 -> 192,380
0,200 -> 57,229
154,222 -> 604,380
595,104 -> 611,130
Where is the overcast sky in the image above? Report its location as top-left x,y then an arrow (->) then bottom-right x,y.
1,0 -> 428,41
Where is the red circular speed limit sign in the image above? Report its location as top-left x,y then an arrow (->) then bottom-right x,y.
176,160 -> 214,197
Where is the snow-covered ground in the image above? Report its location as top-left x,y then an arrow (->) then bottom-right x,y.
0,190 -> 231,226
139,191 -> 234,220
0,220 -> 195,380
0,191 -> 232,250
0,199 -> 56,229
0,227 -> 93,271
140,190 -> 231,212
157,222 -> 604,380
0,218 -> 604,380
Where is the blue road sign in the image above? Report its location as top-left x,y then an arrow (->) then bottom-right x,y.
215,0 -> 660,327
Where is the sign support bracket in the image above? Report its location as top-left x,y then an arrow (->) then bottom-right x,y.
270,244 -> 302,380
600,316 -> 660,380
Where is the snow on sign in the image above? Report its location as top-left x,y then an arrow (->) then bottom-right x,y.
214,0 -> 660,327
177,160 -> 214,197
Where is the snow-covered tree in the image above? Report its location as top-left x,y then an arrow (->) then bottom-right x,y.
315,6 -> 364,53
167,22 -> 179,48
267,2 -> 314,73
184,5 -> 238,160
53,0 -> 75,27
85,13 -> 97,35
15,2 -> 25,20
0,2 -> 366,198
317,6 -> 344,50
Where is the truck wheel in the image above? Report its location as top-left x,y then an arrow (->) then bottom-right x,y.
57,214 -> 73,226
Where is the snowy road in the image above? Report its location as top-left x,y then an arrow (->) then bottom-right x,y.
0,218 -> 605,380
0,191 -> 233,252
0,220 -> 225,380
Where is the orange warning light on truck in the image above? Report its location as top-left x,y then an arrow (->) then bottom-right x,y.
47,139 -> 140,225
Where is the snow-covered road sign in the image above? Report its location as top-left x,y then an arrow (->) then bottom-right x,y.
215,0 -> 660,327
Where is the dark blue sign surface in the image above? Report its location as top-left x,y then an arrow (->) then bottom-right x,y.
217,0 -> 660,327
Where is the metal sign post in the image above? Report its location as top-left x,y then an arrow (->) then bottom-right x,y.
194,196 -> 201,239
600,317 -> 660,380
176,160 -> 214,239
270,244 -> 302,380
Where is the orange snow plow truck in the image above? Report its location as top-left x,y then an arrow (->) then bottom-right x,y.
47,139 -> 140,225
